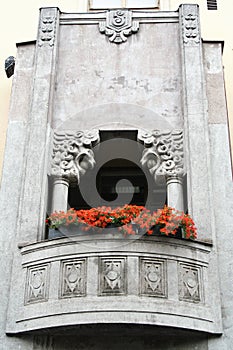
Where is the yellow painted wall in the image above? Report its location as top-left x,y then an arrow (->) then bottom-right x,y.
0,0 -> 232,180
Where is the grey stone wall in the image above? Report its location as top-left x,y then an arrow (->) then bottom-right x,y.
53,21 -> 182,131
0,5 -> 232,350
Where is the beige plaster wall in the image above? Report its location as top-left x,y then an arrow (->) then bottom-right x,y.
1,0 -> 232,181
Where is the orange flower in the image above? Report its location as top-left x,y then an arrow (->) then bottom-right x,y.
46,205 -> 197,239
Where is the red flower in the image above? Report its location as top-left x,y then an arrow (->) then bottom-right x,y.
46,205 -> 197,239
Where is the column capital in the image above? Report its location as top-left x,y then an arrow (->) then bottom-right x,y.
50,129 -> 100,184
138,129 -> 185,182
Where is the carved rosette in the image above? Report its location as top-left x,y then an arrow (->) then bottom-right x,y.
25,264 -> 50,304
178,263 -> 202,303
60,259 -> 86,298
38,16 -> 56,47
50,130 -> 100,183
140,258 -> 167,297
99,10 -> 139,44
181,5 -> 200,45
138,129 -> 184,182
99,257 -> 126,295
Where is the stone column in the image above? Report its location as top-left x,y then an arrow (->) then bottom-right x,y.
166,175 -> 184,211
51,177 -> 69,212
50,129 -> 100,213
138,129 -> 185,212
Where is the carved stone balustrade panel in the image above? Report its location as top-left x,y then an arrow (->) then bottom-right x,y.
25,264 -> 50,304
139,257 -> 167,298
60,258 -> 87,298
99,257 -> 127,295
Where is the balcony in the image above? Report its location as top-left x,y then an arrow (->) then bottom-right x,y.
6,232 -> 221,334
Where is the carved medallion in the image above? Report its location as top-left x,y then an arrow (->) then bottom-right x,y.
178,263 -> 202,302
60,259 -> 86,298
138,129 -> 184,182
140,258 -> 167,297
50,130 -> 100,183
38,16 -> 56,47
25,264 -> 50,304
99,257 -> 126,295
99,10 -> 139,44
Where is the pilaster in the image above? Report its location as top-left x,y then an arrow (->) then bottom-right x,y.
18,8 -> 60,241
179,4 -> 214,242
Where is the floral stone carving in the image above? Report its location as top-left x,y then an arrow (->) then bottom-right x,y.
99,10 -> 139,44
138,129 -> 184,182
50,130 -> 100,183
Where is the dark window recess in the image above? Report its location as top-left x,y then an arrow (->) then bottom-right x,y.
207,0 -> 217,10
68,131 -> 167,211
68,158 -> 167,211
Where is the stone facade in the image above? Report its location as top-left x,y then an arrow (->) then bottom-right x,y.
0,4 -> 233,349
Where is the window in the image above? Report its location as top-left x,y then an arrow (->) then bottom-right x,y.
90,0 -> 159,9
68,131 -> 166,211
207,0 -> 217,10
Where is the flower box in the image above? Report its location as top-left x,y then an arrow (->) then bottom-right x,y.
46,205 -> 197,240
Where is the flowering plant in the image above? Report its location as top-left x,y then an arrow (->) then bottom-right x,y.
46,205 -> 197,239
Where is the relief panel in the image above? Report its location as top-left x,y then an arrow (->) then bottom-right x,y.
99,10 -> 139,44
38,16 -> 56,47
99,257 -> 127,295
178,262 -> 202,303
180,4 -> 200,46
25,264 -> 50,304
60,259 -> 87,298
140,258 -> 167,297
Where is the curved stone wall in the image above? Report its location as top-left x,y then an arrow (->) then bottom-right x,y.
6,234 -> 221,334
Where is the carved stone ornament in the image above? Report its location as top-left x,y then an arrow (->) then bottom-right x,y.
60,259 -> 86,298
25,264 -> 50,304
140,258 -> 167,298
181,6 -> 200,45
38,16 -> 56,47
99,257 -> 126,295
99,10 -> 139,44
50,130 -> 100,183
138,129 -> 184,182
178,263 -> 202,303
